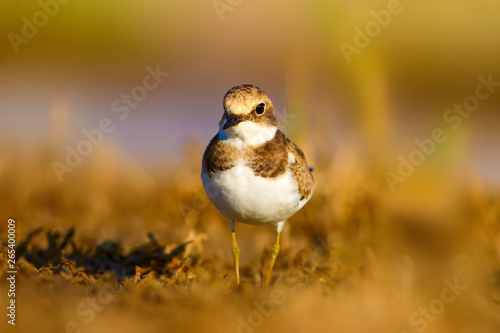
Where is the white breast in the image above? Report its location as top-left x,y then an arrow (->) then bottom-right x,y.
202,162 -> 303,225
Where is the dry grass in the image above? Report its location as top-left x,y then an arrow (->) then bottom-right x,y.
1,137 -> 500,333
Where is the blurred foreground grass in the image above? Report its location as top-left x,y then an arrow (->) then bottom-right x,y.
1,136 -> 500,333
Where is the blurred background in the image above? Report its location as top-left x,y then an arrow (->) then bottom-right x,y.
1,1 -> 500,333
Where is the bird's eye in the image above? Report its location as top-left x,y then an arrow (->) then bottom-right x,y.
255,103 -> 266,115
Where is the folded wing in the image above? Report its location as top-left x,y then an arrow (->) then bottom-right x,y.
285,133 -> 315,201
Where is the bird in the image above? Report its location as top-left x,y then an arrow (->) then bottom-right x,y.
201,84 -> 315,286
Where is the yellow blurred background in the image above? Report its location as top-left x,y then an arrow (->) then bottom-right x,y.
1,1 -> 500,332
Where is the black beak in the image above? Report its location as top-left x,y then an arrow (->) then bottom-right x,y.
223,114 -> 243,129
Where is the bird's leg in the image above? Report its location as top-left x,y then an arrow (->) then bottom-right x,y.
231,232 -> 240,285
265,231 -> 281,286
229,220 -> 240,286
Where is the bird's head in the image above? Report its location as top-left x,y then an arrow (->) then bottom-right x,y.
218,85 -> 278,147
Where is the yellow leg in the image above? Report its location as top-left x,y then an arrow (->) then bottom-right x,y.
231,231 -> 240,285
265,231 -> 281,286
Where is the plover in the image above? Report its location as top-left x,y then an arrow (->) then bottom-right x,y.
201,84 -> 314,285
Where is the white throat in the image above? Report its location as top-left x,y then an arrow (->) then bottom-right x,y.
219,121 -> 277,148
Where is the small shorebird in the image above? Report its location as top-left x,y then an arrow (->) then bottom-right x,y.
201,84 -> 314,285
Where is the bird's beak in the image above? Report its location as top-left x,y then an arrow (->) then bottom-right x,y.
223,114 -> 243,129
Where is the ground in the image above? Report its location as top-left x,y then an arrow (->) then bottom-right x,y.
1,142 -> 500,333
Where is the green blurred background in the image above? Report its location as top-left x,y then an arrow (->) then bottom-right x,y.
1,0 -> 499,182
